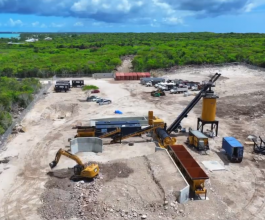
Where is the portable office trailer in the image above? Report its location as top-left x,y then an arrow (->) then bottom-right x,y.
188,130 -> 209,151
54,84 -> 69,93
56,80 -> 71,89
222,137 -> 244,163
72,80 -> 84,87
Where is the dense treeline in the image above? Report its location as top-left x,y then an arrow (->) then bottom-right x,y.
0,32 -> 265,77
0,77 -> 41,134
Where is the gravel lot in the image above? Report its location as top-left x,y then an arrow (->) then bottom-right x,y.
1,64 -> 265,220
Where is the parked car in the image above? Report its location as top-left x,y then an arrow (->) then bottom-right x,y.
87,96 -> 100,102
96,98 -> 105,103
91,89 -> 100,93
146,81 -> 153,87
98,99 -> 112,105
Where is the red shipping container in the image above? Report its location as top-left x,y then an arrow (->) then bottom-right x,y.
124,73 -> 130,80
120,73 -> 125,80
145,72 -> 151,78
115,72 -> 120,80
136,72 -> 141,80
131,73 -> 137,80
127,73 -> 132,80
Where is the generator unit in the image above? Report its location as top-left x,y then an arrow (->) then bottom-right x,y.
187,129 -> 209,151
222,137 -> 243,163
72,80 -> 84,87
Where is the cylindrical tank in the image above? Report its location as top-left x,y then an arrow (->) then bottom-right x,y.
201,98 -> 217,121
155,128 -> 176,146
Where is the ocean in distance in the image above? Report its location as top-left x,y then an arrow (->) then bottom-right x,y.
0,33 -> 20,38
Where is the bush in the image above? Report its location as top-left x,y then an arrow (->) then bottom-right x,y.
82,85 -> 99,91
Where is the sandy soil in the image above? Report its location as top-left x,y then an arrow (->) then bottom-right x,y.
117,56 -> 134,73
1,64 -> 265,220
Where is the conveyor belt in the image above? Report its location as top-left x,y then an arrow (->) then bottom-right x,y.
99,128 -> 121,138
166,73 -> 221,134
111,126 -> 155,143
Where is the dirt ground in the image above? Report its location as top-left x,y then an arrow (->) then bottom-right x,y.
1,64 -> 265,220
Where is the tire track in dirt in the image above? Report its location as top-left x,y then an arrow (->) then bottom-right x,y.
1,122 -> 72,220
236,162 -> 265,220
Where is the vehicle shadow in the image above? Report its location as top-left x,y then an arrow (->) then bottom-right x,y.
213,149 -> 230,165
77,99 -> 87,102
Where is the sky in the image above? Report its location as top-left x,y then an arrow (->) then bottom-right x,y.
0,0 -> 265,33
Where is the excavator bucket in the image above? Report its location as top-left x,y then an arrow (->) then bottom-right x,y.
49,161 -> 57,169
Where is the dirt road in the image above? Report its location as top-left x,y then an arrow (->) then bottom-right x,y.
1,65 -> 265,220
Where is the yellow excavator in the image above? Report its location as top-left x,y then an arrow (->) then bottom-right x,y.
49,148 -> 99,181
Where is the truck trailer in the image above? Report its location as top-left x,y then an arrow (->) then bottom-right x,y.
222,137 -> 243,163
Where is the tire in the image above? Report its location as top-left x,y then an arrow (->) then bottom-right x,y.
108,101 -> 111,104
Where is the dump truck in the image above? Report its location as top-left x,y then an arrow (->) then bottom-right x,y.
222,137 -> 243,163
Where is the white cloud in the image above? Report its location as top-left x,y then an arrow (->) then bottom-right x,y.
8,18 -> 23,27
243,0 -> 264,12
74,21 -> 84,26
0,0 -> 264,28
51,22 -> 64,28
32,21 -> 39,27
92,22 -> 102,26
117,0 -> 132,12
163,16 -> 183,25
40,23 -> 47,28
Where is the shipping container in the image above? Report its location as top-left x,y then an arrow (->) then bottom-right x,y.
222,137 -> 243,163
115,72 -> 121,80
145,72 -> 151,78
129,73 -> 134,80
136,72 -> 141,80
123,73 -> 129,80
132,73 -> 138,80
127,73 -> 133,80
120,73 -> 125,80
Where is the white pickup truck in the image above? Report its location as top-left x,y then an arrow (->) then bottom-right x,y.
170,87 -> 188,94
146,81 -> 153,87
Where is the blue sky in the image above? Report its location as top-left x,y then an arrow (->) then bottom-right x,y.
0,0 -> 265,32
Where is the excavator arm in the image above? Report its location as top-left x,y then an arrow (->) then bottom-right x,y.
49,148 -> 84,169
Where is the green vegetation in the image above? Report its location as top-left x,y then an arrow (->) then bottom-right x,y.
1,32 -> 265,77
0,77 -> 41,134
82,85 -> 99,91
